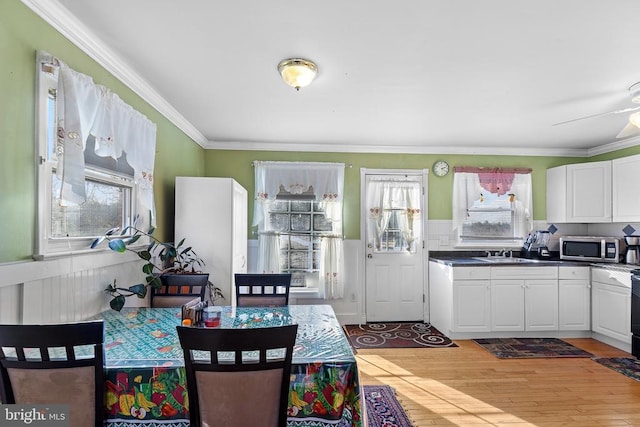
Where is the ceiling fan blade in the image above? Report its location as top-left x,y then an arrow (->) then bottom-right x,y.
553,105 -> 640,126
616,122 -> 640,139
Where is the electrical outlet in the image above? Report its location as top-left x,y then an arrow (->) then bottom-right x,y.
439,235 -> 450,246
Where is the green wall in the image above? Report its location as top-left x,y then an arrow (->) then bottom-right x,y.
0,0 -> 205,263
205,151 -> 593,240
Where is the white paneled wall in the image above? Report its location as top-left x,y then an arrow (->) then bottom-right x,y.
0,251 -> 145,324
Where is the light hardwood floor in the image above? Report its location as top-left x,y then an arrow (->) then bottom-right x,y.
355,339 -> 640,426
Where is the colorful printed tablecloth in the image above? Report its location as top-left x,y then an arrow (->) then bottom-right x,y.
96,305 -> 361,427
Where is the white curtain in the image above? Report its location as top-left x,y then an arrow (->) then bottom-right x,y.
319,236 -> 344,299
253,161 -> 345,228
452,171 -> 532,240
40,52 -> 157,226
257,233 -> 281,273
253,161 -> 345,299
366,179 -> 422,252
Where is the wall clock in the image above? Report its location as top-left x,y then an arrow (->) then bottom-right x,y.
432,160 -> 450,177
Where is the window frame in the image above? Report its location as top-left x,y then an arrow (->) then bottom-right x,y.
453,171 -> 533,249
35,58 -> 139,259
267,199 -> 335,287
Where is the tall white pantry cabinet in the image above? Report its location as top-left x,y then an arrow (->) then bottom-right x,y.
174,177 -> 248,306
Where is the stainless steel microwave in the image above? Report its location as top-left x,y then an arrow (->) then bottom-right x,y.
559,236 -> 620,263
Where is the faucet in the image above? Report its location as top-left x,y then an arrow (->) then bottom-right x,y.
498,248 -> 511,257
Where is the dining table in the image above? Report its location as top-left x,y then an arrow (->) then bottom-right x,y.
96,304 -> 363,427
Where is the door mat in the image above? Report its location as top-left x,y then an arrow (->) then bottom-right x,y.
343,322 -> 457,349
594,357 -> 640,382
364,385 -> 414,427
473,338 -> 593,359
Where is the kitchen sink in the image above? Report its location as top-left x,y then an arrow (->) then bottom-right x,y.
471,256 -> 538,263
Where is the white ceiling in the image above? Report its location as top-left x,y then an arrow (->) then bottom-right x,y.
24,0 -> 640,156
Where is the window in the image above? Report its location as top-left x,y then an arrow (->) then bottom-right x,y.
35,52 -> 156,258
253,161 -> 345,298
452,168 -> 532,247
267,200 -> 333,286
366,179 -> 422,254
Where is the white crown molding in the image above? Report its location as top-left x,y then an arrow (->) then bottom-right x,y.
204,139 -> 591,157
586,135 -> 640,157
21,0 -> 209,148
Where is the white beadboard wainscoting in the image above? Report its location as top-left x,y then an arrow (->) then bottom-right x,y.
0,251 -> 145,324
0,240 -> 366,325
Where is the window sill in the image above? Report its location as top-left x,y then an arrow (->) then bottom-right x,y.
290,287 -> 320,298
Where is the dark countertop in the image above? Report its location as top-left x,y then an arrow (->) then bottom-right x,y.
429,253 -> 634,269
429,256 -> 569,267
429,250 -> 640,272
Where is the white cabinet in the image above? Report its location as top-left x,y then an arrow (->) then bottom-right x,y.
591,267 -> 631,346
612,154 -> 640,222
546,161 -> 611,223
429,263 -> 491,335
491,278 -> 524,331
558,266 -> 591,331
175,177 -> 248,305
490,267 -> 558,332
452,269 -> 491,333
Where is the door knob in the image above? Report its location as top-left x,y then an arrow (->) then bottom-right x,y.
367,254 -> 373,259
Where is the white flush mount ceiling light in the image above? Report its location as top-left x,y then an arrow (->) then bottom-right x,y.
277,58 -> 317,91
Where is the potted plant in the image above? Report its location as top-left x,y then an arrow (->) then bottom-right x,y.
91,225 -> 224,311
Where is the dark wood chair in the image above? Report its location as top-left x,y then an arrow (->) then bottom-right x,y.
234,273 -> 292,307
0,321 -> 105,427
176,324 -> 298,427
150,274 -> 208,307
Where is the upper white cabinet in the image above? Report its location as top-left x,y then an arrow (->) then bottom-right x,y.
546,161 -> 612,223
612,154 -> 640,222
175,177 -> 248,306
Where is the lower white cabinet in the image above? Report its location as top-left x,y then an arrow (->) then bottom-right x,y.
591,268 -> 631,344
558,266 -> 591,331
453,279 -> 491,332
490,267 -> 559,332
429,263 -> 491,335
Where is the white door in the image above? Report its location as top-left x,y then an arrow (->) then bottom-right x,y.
363,171 -> 427,322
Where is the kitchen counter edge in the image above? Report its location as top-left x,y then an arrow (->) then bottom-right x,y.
429,256 -> 636,271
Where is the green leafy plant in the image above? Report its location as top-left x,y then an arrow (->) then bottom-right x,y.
91,225 -> 224,311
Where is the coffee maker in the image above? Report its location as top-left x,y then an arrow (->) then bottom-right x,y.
625,235 -> 640,265
522,230 -> 551,259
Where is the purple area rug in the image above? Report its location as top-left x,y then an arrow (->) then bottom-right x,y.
343,322 -> 457,349
473,337 -> 593,359
594,357 -> 640,382
364,385 -> 414,427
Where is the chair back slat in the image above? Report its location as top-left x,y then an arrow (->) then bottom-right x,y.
177,324 -> 298,427
151,275 -> 208,308
0,321 -> 105,427
235,274 -> 292,307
